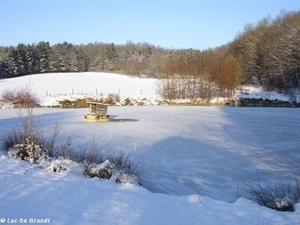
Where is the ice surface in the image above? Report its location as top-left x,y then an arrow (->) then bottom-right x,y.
1,106 -> 299,203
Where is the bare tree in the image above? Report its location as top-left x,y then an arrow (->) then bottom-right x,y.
1,82 -> 60,158
2,82 -> 39,136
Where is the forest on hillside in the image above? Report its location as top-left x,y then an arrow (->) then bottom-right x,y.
0,10 -> 299,101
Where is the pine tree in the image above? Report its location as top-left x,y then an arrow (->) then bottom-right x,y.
15,44 -> 28,76
104,43 -> 118,61
76,48 -> 88,72
50,42 -> 78,72
26,44 -> 39,75
104,43 -> 118,71
36,42 -> 51,73
0,47 -> 10,78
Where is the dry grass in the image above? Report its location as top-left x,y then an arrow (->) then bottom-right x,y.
238,178 -> 300,212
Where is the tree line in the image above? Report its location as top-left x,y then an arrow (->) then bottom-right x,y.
0,10 -> 299,102
158,10 -> 300,102
0,41 -> 159,78
229,10 -> 300,94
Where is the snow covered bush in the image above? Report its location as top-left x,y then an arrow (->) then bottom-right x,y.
53,138 -> 143,185
1,122 -> 60,162
106,93 -> 120,105
81,153 -> 143,185
122,97 -> 132,106
116,174 -> 141,186
2,122 -> 60,160
8,137 -> 47,163
83,159 -> 142,185
109,153 -> 143,185
83,160 -> 114,179
239,178 -> 300,212
0,85 -> 61,160
41,157 -> 78,173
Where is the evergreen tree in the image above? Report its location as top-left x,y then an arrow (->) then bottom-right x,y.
0,47 -> 10,78
26,44 -> 39,75
36,41 -> 51,73
104,43 -> 118,71
15,44 -> 28,76
50,42 -> 78,72
76,48 -> 89,72
104,43 -> 118,61
7,47 -> 17,76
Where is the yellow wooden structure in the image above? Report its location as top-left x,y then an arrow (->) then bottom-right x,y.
84,102 -> 110,122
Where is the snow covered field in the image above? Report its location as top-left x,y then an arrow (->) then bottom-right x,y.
0,72 -> 160,107
1,73 -> 300,224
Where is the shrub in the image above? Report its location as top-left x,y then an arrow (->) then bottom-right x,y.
1,120 -> 61,158
108,153 -> 141,176
82,156 -> 142,185
1,85 -> 61,162
122,97 -> 131,106
73,98 -> 96,108
41,157 -> 78,173
116,174 -> 141,186
0,128 -> 24,151
239,178 -> 300,212
53,137 -> 104,165
1,86 -> 39,108
106,93 -> 120,105
52,137 -> 143,185
8,137 -> 47,163
58,99 -> 74,108
81,151 -> 142,185
83,160 -> 114,179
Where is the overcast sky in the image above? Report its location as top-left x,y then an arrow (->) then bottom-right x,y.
1,0 -> 300,49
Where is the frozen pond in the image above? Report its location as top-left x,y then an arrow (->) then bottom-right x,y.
1,106 -> 300,202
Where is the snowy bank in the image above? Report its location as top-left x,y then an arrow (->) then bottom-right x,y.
0,151 -> 299,225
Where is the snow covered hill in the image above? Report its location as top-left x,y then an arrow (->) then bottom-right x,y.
0,72 -> 161,107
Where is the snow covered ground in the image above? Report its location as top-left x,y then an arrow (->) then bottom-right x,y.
1,73 -> 300,224
235,85 -> 297,102
0,72 -> 160,107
